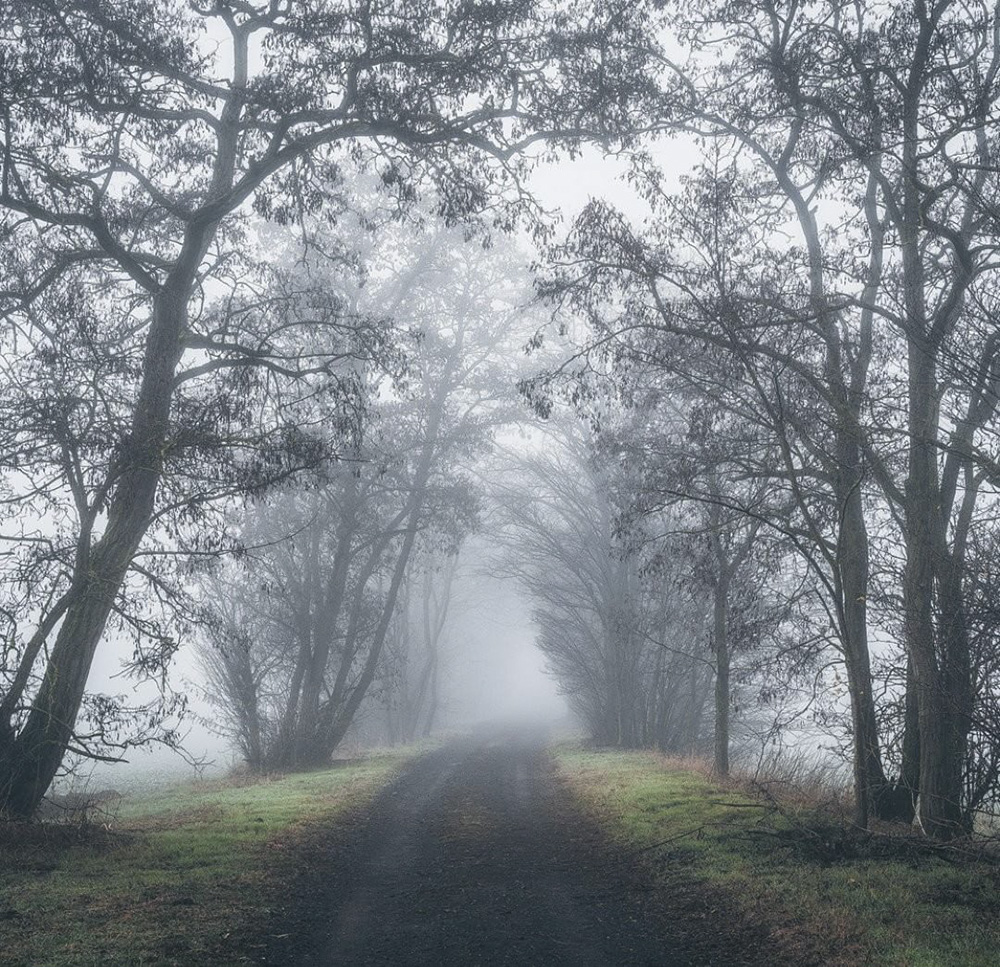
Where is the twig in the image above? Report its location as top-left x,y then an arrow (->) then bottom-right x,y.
621,820 -> 736,858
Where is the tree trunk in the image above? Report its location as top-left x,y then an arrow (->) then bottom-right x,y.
421,655 -> 441,739
837,475 -> 893,826
903,346 -> 970,838
0,280 -> 188,816
293,484 -> 358,765
775,128 -> 889,829
897,659 -> 921,818
685,653 -> 705,753
712,572 -> 731,777
318,383 -> 450,758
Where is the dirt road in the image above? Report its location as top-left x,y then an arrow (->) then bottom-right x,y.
262,729 -> 775,967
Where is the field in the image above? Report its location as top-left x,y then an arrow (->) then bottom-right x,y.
0,753 -> 410,967
554,748 -> 1000,967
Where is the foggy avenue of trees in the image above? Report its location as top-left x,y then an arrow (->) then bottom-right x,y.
2,0 -> 1000,847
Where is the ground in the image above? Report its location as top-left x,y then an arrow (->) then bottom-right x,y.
553,747 -> 1000,967
254,728 -> 780,967
5,732 -> 999,966
0,753 -> 406,967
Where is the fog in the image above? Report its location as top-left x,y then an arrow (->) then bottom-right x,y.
6,1 -> 998,853
77,522 -> 573,792
8,11 -> 1000,967
432,561 -> 569,730
69,151 -> 657,791
75,576 -> 570,793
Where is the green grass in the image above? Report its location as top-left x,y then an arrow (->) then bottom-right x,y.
0,752 -> 412,967
554,747 -> 1000,967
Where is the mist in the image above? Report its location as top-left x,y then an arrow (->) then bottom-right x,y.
4,4 -> 1000,965
432,559 -> 569,731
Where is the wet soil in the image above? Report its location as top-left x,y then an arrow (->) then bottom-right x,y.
253,729 -> 784,967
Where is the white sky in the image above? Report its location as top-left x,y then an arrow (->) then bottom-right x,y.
527,138 -> 700,225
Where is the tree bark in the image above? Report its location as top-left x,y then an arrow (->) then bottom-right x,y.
712,570 -> 731,777
837,463 -> 893,826
902,337 -> 971,838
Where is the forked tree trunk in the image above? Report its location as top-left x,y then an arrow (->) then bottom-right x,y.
903,345 -> 972,839
293,483 -> 359,765
316,381 -> 452,759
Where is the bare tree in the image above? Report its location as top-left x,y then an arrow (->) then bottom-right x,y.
198,222 -> 530,768
382,552 -> 458,744
529,0 -> 1000,839
491,422 -> 730,752
0,0 -> 662,815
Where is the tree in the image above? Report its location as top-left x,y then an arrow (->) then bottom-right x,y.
590,382 -> 795,775
532,164 -> 896,824
0,0 -> 663,815
490,421 -> 719,751
382,552 -> 459,744
532,0 -> 1000,837
199,221 -> 531,769
675,0 -> 1000,838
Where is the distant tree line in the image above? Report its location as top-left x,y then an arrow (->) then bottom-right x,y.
196,224 -> 525,770
491,421 -> 797,770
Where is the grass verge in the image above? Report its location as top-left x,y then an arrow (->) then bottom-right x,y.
0,751 -> 413,967
554,747 -> 1000,967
